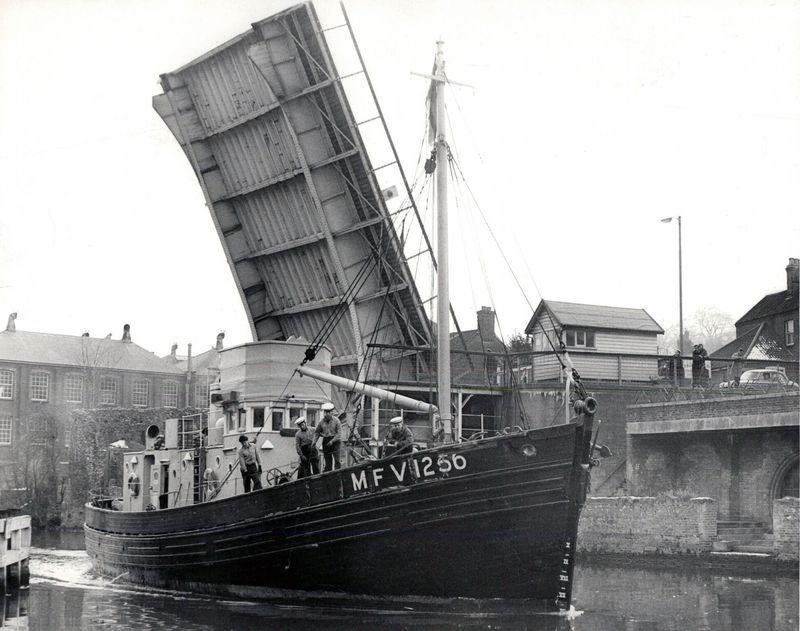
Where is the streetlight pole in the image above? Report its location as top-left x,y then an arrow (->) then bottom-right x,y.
661,216 -> 683,356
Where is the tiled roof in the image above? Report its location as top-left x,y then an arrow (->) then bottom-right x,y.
736,290 -> 798,326
748,328 -> 797,362
175,347 -> 221,373
710,323 -> 796,362
0,330 -> 183,374
450,329 -> 505,353
709,325 -> 760,360
526,300 -> 663,334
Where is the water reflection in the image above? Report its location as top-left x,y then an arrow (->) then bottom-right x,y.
0,590 -> 28,630
18,548 -> 799,631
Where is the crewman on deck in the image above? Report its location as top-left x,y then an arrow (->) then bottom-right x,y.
295,417 -> 320,478
237,434 -> 263,492
383,416 -> 414,457
315,402 -> 342,471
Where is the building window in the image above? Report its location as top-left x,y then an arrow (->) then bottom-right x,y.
0,370 -> 13,400
306,409 -> 318,427
564,330 -> 595,348
162,381 -> 178,408
30,371 -> 49,402
194,383 -> 209,409
132,380 -> 149,407
64,374 -> 84,403
786,320 -> 796,347
253,407 -> 265,428
99,377 -> 118,405
0,415 -> 11,445
238,408 -> 246,430
271,409 -> 284,432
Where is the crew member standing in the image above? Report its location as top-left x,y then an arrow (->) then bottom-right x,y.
315,402 -> 341,471
383,416 -> 414,457
295,417 -> 320,478
237,434 -> 263,492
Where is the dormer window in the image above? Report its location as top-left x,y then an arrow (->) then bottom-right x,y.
564,330 -> 595,348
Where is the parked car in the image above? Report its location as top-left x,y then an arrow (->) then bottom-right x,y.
719,368 -> 798,389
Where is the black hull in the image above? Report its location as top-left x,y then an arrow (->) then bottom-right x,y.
85,420 -> 593,610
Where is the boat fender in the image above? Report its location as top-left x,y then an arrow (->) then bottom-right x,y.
203,468 -> 218,492
127,472 -> 140,497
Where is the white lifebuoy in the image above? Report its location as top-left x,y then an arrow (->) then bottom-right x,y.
127,472 -> 140,497
203,467 -> 218,493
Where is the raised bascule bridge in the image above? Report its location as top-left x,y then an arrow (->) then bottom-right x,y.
153,3 -> 432,385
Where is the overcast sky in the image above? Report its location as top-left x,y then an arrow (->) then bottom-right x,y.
1,0 -> 798,356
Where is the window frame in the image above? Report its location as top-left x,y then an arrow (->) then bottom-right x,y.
0,369 -> 14,400
132,379 -> 150,407
162,380 -> 179,408
64,373 -> 84,403
564,329 -> 596,349
0,415 -> 12,445
99,376 -> 118,405
194,382 -> 209,409
786,319 -> 796,347
30,370 -> 50,402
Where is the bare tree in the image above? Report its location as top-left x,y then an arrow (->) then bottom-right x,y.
658,307 -> 735,355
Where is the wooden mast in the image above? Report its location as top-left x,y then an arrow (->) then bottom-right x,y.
433,41 -> 453,442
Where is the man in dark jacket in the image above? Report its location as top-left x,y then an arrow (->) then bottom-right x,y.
691,344 -> 708,388
383,416 -> 414,457
295,417 -> 320,478
315,403 -> 342,471
237,434 -> 262,492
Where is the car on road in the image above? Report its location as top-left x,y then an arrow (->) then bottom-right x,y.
719,368 -> 798,389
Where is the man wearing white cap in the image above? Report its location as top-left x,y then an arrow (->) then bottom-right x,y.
383,416 -> 414,457
294,417 -> 319,478
315,402 -> 341,471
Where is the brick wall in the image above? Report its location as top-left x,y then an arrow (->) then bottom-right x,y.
627,391 -> 798,423
627,427 -> 798,523
577,496 -> 717,554
773,497 -> 799,561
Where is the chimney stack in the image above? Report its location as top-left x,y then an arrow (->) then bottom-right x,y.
5,313 -> 16,332
787,258 -> 799,295
122,324 -> 132,343
170,343 -> 178,359
477,306 -> 496,341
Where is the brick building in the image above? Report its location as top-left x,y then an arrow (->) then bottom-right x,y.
0,315 -> 190,488
711,257 -> 799,381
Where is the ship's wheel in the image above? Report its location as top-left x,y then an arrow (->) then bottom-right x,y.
266,467 -> 291,486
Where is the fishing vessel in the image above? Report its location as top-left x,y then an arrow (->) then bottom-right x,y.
84,1 -> 600,611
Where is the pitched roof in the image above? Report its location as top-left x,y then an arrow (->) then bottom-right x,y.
450,329 -> 505,353
736,289 -> 798,326
709,325 -> 761,360
0,330 -> 184,374
525,300 -> 663,334
709,323 -> 796,362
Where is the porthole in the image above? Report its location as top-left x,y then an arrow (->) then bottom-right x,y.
216,456 -> 221,469
228,463 -> 233,472
181,460 -> 187,471
153,471 -> 159,481
172,469 -> 177,478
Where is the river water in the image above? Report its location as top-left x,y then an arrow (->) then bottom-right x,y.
5,533 -> 797,631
